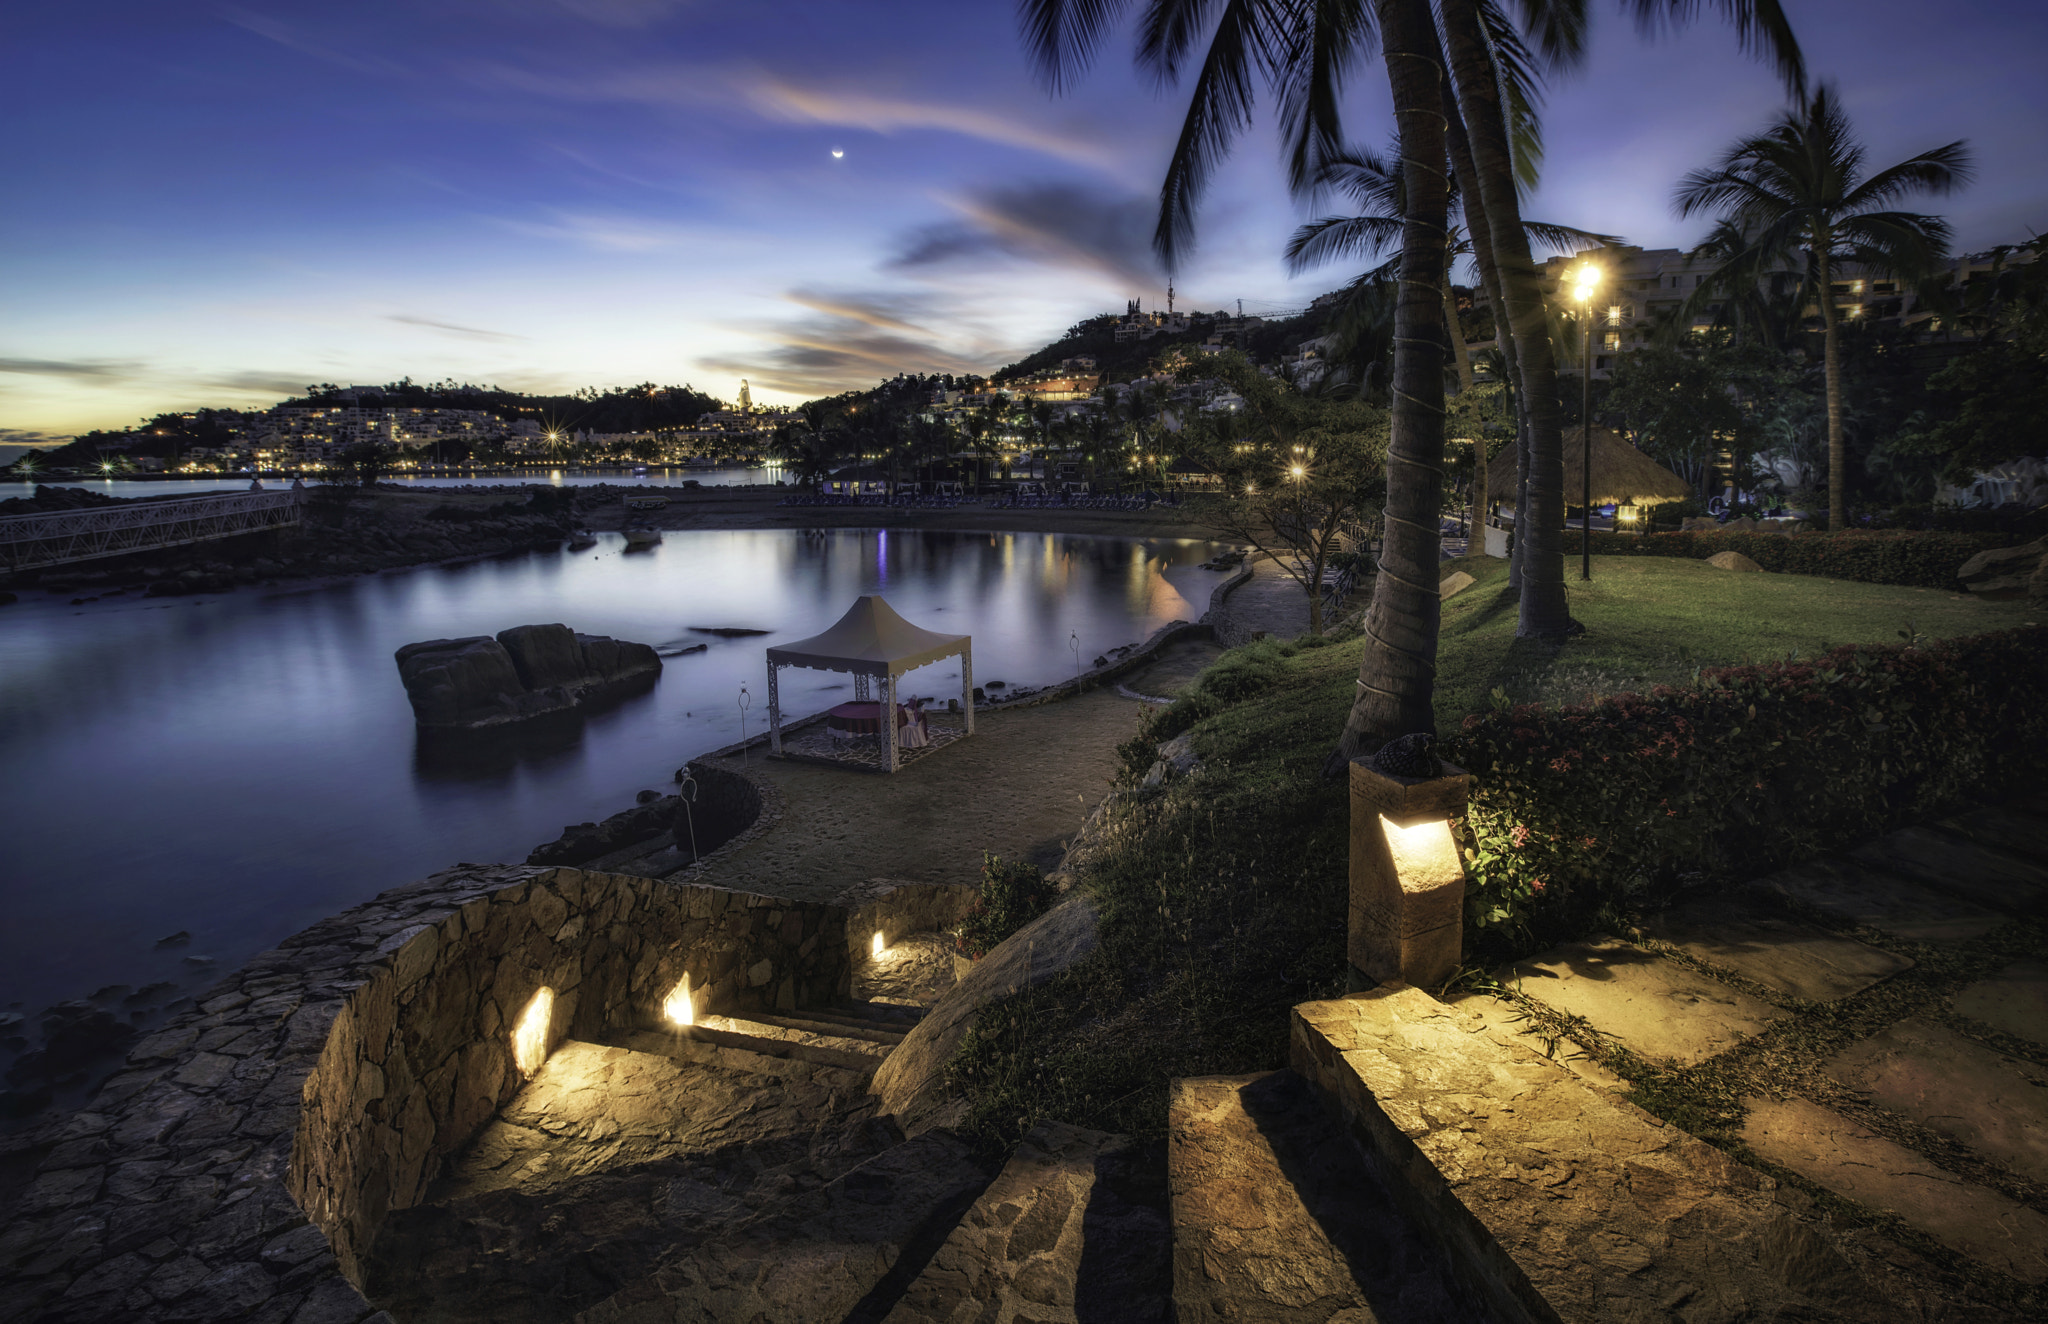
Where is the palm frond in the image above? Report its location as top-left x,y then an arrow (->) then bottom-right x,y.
1840,141 -> 1972,212
1150,0 -> 1274,270
1620,0 -> 1806,93
1285,214 -> 1406,271
1137,0 -> 1230,86
1019,0 -> 1141,92
1522,220 -> 1618,253
1499,0 -> 1587,72
1273,0 -> 1375,202
1478,0 -> 1548,195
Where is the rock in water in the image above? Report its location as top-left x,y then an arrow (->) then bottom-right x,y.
395,625 -> 661,728
1369,732 -> 1440,779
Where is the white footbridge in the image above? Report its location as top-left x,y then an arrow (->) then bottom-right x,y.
0,488 -> 305,574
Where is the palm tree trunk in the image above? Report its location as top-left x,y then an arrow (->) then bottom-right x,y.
1441,87 -> 1509,566
1438,0 -> 1572,636
1441,278 -> 1474,393
1334,0 -> 1451,762
1816,247 -> 1846,529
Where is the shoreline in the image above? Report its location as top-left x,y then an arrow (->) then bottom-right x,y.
2,481 -> 1229,602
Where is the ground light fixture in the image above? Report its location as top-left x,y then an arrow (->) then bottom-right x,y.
871,930 -> 887,959
511,987 -> 555,1078
1348,758 -> 1471,989
663,974 -> 696,1026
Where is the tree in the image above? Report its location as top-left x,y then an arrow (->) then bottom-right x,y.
1181,352 -> 1388,636
1894,249 -> 2048,487
336,441 -> 392,486
1674,83 -> 1970,528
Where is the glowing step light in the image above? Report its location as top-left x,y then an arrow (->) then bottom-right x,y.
511,987 -> 554,1078
664,974 -> 696,1026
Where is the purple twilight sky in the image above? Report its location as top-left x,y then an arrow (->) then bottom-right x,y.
3,0 -> 2043,449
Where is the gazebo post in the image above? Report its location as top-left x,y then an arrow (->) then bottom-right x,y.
961,643 -> 975,736
883,669 -> 900,773
767,661 -> 783,756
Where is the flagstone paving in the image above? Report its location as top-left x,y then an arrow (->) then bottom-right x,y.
1476,793 -> 2048,1312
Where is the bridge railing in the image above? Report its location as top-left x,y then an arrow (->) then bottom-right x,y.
0,489 -> 305,573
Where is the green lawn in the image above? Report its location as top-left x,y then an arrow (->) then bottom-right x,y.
1433,556 -> 2038,725
949,557 -> 2036,1152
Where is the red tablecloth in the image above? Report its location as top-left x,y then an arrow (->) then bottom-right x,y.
824,701 -> 920,735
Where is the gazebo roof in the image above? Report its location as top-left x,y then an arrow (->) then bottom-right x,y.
1486,427 -> 1693,507
767,595 -> 969,677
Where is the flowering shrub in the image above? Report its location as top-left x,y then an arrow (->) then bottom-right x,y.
1446,627 -> 2048,950
1585,528 -> 2008,587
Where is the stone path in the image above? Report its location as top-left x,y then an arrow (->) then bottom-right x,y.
1210,554 -> 1316,642
1472,796 -> 2048,1310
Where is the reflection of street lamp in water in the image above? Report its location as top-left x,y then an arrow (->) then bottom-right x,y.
1571,264 -> 1602,581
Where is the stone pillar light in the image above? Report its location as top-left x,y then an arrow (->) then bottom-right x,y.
1348,757 -> 1470,989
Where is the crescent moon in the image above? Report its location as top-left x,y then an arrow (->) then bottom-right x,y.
831,149 -> 845,159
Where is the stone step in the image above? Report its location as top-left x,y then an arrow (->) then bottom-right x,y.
825,997 -> 928,1028
1745,856 -> 2005,944
1637,897 -> 1913,1003
702,1013 -> 895,1065
1846,825 -> 2048,916
879,1120 -> 1170,1323
575,1129 -> 993,1324
1169,1071 -> 1477,1322
1292,987 -> 1898,1322
1504,936 -> 1785,1067
611,1025 -> 878,1085
743,1010 -> 908,1046
1932,803 -> 2048,860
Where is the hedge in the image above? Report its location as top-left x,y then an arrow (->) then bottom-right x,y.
1583,528 -> 2010,588
1446,626 -> 2048,948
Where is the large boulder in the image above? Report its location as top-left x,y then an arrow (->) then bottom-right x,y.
395,636 -> 564,728
1706,550 -> 1764,573
1956,538 -> 2047,595
575,631 -> 661,684
496,623 -> 587,690
870,893 -> 1099,1134
395,626 -> 662,728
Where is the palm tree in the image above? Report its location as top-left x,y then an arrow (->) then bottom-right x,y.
1674,83 -> 1970,528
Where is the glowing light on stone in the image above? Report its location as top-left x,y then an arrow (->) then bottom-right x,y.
511,987 -> 554,1078
1379,816 -> 1463,891
871,930 -> 886,959
664,974 -> 696,1026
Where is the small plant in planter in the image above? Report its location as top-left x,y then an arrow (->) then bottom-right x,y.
954,852 -> 1057,961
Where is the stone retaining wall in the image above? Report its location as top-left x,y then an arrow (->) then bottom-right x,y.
290,868 -> 848,1284
0,863 -> 849,1323
834,879 -> 981,966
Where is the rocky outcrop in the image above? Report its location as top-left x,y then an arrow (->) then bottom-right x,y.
1957,537 -> 2047,596
1705,549 -> 1764,572
395,624 -> 660,728
870,894 -> 1099,1134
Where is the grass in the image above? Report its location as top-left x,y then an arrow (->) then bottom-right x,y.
944,558 -> 2039,1155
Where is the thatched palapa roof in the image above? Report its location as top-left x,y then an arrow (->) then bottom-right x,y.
1485,426 -> 1693,507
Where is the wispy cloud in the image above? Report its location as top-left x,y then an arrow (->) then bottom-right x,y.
387,314 -> 525,342
890,182 -> 1162,287
736,77 -> 1115,170
782,290 -> 931,336
496,209 -> 704,252
221,8 -> 406,78
549,0 -> 695,29
0,357 -> 142,380
1,428 -> 71,450
202,371 -> 319,396
459,59 -> 1113,168
699,292 -> 988,399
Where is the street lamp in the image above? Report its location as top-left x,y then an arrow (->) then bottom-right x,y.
1571,263 -> 1601,581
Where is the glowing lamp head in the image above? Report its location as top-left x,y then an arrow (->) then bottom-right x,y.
1571,263 -> 1601,305
663,974 -> 695,1026
511,987 -> 554,1077
1289,465 -> 1306,480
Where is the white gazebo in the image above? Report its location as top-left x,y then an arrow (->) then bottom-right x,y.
766,595 -> 974,772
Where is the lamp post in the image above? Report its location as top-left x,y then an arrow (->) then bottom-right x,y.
1571,264 -> 1601,581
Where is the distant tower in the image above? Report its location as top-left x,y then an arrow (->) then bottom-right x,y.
1167,283 -> 1175,316
738,379 -> 752,413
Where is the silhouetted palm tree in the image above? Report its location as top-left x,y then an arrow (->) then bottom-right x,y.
1674,82 -> 1970,528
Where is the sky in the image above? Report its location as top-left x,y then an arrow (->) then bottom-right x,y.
4,0 -> 2044,452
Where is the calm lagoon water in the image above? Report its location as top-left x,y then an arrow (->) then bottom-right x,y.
0,529 -> 1226,1019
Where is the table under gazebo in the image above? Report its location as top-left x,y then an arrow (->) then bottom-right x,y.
1485,425 -> 1693,535
766,595 -> 974,773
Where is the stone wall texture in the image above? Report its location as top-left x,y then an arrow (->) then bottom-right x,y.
0,863 -> 849,1324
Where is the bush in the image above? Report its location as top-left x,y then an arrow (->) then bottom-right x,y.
1447,626 -> 2048,954
1193,639 -> 1293,702
956,852 -> 1058,959
1585,528 -> 2010,587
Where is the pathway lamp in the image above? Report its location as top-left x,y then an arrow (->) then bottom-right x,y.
511,986 -> 556,1079
1347,755 -> 1471,989
1572,263 -> 1601,581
